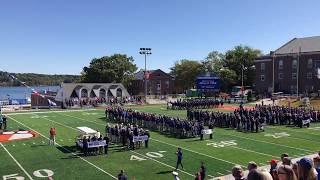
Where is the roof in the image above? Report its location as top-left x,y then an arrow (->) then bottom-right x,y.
134,69 -> 173,80
274,36 -> 320,54
134,70 -> 154,80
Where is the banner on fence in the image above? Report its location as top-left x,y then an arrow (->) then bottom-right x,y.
77,140 -> 106,148
133,135 -> 149,142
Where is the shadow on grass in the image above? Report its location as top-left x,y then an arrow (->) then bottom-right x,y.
56,146 -> 77,153
156,170 -> 173,174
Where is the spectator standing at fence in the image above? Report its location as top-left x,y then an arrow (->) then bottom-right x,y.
49,127 -> 56,145
175,148 -> 184,170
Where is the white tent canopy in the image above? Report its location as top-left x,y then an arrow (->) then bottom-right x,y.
76,127 -> 97,135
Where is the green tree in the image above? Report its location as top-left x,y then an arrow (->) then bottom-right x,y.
81,54 -> 138,86
202,51 -> 237,92
170,59 -> 205,92
225,45 -> 262,87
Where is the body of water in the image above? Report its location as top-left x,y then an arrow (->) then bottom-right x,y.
0,86 -> 60,100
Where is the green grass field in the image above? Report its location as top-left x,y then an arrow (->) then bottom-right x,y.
1,105 -> 320,180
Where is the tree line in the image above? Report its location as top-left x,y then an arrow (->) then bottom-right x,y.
81,45 -> 262,92
0,71 -> 80,86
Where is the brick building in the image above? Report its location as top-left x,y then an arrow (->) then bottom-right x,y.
255,36 -> 320,95
128,69 -> 175,95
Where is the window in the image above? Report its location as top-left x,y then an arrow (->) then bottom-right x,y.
279,60 -> 283,70
292,73 -> 297,79
278,73 -> 283,80
308,59 -> 313,68
307,72 -> 312,79
292,60 -> 297,69
260,63 -> 265,71
260,75 -> 265,81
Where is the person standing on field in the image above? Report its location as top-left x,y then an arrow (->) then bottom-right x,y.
175,147 -> 184,170
49,127 -> 56,145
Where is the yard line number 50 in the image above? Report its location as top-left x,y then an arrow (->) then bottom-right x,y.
3,169 -> 54,180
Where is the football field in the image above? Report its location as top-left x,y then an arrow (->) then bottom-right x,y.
1,105 -> 320,180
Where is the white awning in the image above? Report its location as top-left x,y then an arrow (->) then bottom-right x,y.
76,127 -> 97,135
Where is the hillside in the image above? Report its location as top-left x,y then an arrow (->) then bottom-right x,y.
0,71 -> 80,86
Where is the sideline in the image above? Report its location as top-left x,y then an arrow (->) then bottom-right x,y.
4,109 -> 95,115
0,143 -> 34,180
7,116 -> 117,179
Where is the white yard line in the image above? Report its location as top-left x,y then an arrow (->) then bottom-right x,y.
7,116 -> 117,179
58,112 -> 243,167
266,125 -> 320,136
151,138 -> 241,167
58,113 -> 105,126
0,143 -> 34,180
130,150 -> 194,177
205,140 -> 278,158
221,132 -> 314,153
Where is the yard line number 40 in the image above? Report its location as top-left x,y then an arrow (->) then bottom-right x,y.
3,169 -> 54,180
130,151 -> 166,161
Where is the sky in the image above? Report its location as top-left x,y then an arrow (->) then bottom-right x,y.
0,0 -> 320,75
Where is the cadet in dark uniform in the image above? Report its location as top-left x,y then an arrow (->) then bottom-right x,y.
2,115 -> 7,130
144,130 -> 150,148
103,135 -> 109,154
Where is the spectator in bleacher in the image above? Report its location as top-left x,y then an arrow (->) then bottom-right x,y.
269,159 -> 278,179
232,165 -> 245,180
276,165 -> 297,180
247,161 -> 258,172
292,163 -> 298,178
313,153 -> 320,180
247,169 -> 273,180
199,162 -> 206,180
297,157 -> 317,180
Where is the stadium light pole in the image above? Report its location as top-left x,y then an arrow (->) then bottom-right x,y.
139,48 -> 152,103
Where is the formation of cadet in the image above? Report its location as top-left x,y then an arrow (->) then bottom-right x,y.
105,123 -> 150,150
187,104 -> 320,132
105,106 -> 205,138
168,98 -> 223,110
